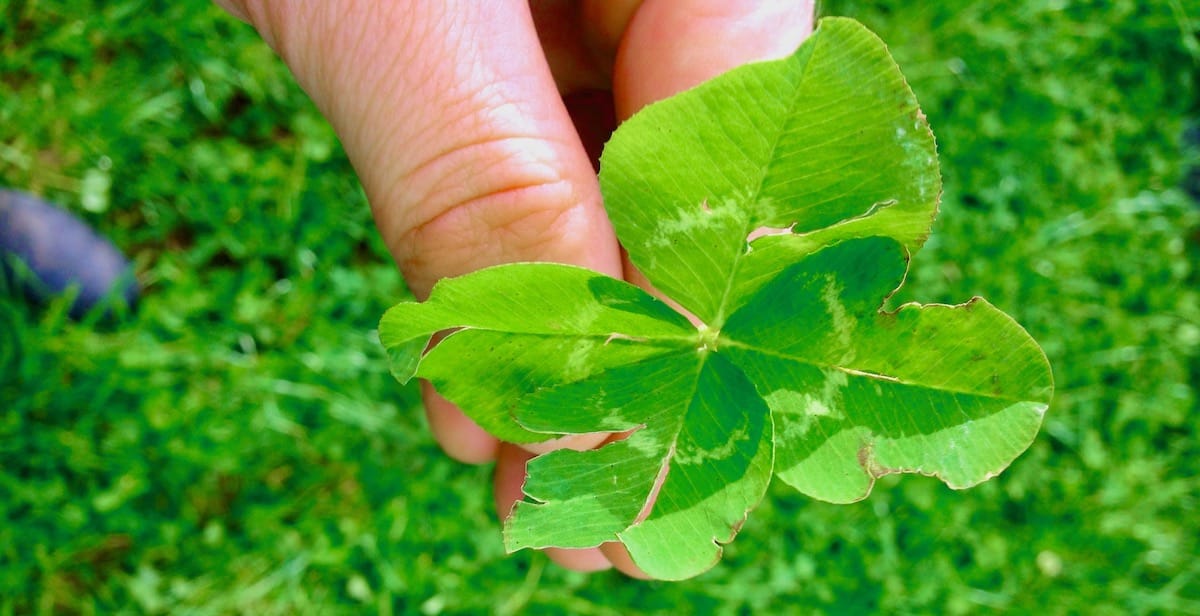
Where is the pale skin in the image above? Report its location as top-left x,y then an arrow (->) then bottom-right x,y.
213,0 -> 814,577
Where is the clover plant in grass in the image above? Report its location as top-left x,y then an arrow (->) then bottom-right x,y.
379,17 -> 1053,580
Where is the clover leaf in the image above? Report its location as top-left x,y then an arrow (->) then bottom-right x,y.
379,17 -> 1053,580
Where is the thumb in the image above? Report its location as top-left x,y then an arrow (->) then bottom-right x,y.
218,0 -> 624,295
217,1 -> 624,463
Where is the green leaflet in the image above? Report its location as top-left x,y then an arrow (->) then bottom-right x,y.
721,237 -> 1052,504
378,17 -> 1053,580
378,264 -> 693,443
600,17 -> 940,326
508,351 -> 773,581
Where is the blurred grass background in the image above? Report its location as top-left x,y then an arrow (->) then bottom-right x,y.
1,1 -> 1197,613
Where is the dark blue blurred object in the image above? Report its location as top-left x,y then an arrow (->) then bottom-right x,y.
0,189 -> 138,319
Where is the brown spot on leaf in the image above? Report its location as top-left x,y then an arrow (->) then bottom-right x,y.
857,440 -> 882,478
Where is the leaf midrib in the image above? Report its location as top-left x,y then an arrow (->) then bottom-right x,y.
709,29 -> 822,329
445,325 -> 698,345
626,350 -> 711,528
718,338 -> 1045,404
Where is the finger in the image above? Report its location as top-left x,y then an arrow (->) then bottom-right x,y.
421,382 -> 498,464
613,0 -> 816,120
221,1 -> 627,461
600,540 -> 654,579
494,444 -> 613,572
229,0 -> 626,292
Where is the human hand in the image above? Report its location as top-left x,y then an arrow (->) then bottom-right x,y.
213,0 -> 813,577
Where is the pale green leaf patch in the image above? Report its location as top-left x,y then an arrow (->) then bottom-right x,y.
379,17 -> 1053,580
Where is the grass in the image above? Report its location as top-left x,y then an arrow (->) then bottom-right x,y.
2,1 -> 1198,613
